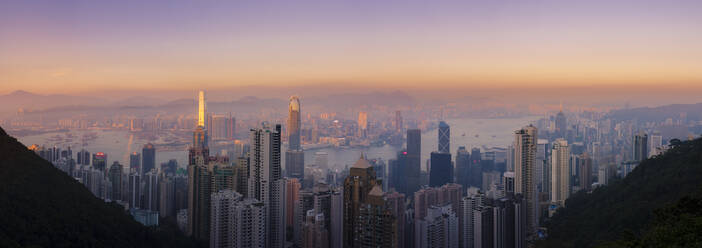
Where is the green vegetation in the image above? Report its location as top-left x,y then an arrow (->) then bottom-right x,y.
0,126 -> 204,248
538,137 -> 702,248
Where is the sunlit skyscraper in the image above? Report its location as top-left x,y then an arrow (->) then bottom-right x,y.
358,111 -> 368,138
198,90 -> 206,127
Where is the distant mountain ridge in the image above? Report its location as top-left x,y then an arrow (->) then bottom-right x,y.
0,126 -> 202,248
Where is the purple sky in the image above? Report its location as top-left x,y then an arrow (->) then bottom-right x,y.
1,0 -> 701,94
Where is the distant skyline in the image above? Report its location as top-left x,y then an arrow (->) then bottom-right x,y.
2,0 -> 702,94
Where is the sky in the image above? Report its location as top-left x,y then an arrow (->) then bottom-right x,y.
1,0 -> 702,94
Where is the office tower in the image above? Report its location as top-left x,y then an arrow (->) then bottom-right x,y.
493,196 -> 520,248
211,115 -> 230,141
302,210 -> 329,248
313,151 -> 328,169
513,125 -> 538,233
430,152 -> 452,187
550,139 -> 570,206
473,206 -> 494,248
395,110 -> 403,132
188,155 -> 211,239
130,152 -> 141,173
286,150 -> 305,179
92,152 -> 107,171
355,185 -> 397,248
286,178 -> 301,245
159,173 -> 177,218
385,191 -> 406,248
407,129 -> 422,194
108,162 -> 123,201
633,131 -> 648,162
128,172 -> 141,209
175,171 -> 189,211
438,121 -> 450,154
198,90 -> 206,127
470,148 -> 482,188
142,143 -> 156,175
577,153 -> 593,191
358,111 -> 368,138
416,204 -> 459,248
161,159 -> 178,175
330,190 -> 344,248
649,132 -> 663,158
212,163 -> 236,194
288,96 -> 302,150
143,169 -> 160,211
536,139 -> 550,196
227,114 -> 236,140
77,149 -> 90,165
389,150 -> 408,195
248,124 -> 285,248
342,156 -> 381,247
503,172 -> 515,197
210,190 -> 266,248
555,110 -> 566,138
455,147 -> 470,189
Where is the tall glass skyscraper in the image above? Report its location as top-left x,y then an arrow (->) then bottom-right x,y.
438,121 -> 450,154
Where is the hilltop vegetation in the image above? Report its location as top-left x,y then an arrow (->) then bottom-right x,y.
539,137 -> 702,247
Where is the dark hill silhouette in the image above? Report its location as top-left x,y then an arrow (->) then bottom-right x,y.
538,137 -> 702,247
0,126 -> 203,248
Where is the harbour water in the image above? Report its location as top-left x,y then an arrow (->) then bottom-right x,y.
18,116 -> 540,171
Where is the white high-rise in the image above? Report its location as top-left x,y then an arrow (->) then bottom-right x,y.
210,190 -> 266,248
550,139 -> 570,206
416,204 -> 459,248
513,125 -> 538,233
247,124 -> 285,248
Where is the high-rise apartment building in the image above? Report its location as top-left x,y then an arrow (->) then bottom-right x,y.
633,131 -> 648,162
210,190 -> 266,248
513,125 -> 538,233
550,139 -> 570,206
354,185 -> 397,248
416,204 -> 459,248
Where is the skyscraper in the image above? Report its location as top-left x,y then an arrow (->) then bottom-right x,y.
633,131 -> 648,162
513,125 -> 538,233
142,143 -> 155,175
92,152 -> 106,171
355,185 -> 397,248
358,111 -> 368,138
416,204 -> 459,248
285,178 -> 301,245
550,139 -> 570,206
108,161 -> 123,201
198,90 -> 206,127
429,152 -> 452,187
288,96 -> 302,150
455,146 -> 471,189
286,96 -> 305,180
555,111 -> 566,138
438,121 -> 450,154
129,152 -> 141,173
343,155 -> 381,247
385,191 -> 406,248
394,110 -> 403,132
248,124 -> 285,248
406,129 -> 422,195
210,190 -> 266,248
